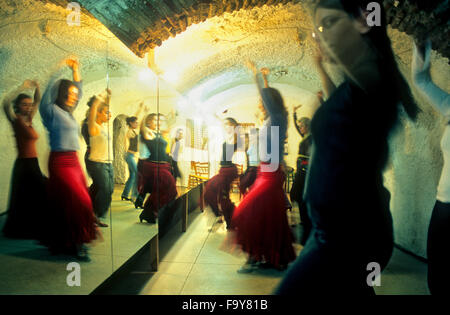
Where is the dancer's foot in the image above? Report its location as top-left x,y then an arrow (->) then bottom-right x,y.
237,258 -> 258,273
139,212 -> 156,224
134,194 -> 145,209
95,217 -> 109,227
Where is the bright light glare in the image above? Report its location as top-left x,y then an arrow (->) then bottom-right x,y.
161,69 -> 179,84
138,68 -> 153,81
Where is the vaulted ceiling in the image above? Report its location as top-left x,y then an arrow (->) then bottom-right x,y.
43,0 -> 449,59
38,0 -> 449,104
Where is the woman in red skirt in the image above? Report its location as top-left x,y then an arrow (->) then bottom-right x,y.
230,64 -> 296,272
138,113 -> 177,223
203,117 -> 240,230
39,58 -> 100,260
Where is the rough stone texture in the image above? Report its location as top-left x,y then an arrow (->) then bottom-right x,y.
0,0 -> 449,260
113,114 -> 129,184
42,0 -> 450,61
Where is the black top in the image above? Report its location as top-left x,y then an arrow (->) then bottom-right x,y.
220,141 -> 237,166
260,88 -> 288,164
128,130 -> 138,152
81,119 -> 90,148
143,134 -> 170,162
298,134 -> 312,163
304,80 -> 396,235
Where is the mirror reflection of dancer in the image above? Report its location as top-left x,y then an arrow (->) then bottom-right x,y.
2,80 -> 47,239
85,89 -> 113,228
276,0 -> 419,294
137,113 -> 177,223
121,102 -> 148,203
229,62 -> 296,273
39,57 -> 100,260
412,39 -> 450,295
203,117 -> 240,230
239,128 -> 259,196
170,128 -> 184,182
290,105 -> 313,245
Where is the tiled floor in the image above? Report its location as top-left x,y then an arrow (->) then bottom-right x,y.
140,194 -> 430,295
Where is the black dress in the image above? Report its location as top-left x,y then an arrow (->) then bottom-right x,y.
276,80 -> 395,294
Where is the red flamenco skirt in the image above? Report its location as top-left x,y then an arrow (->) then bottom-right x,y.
40,152 -> 100,254
230,163 -> 296,267
141,162 -> 177,218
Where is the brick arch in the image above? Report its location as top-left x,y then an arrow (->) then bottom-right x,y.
129,0 -> 450,61
130,0 -> 301,57
47,0 -> 449,60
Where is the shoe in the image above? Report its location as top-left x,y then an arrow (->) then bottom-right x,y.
134,194 -> 144,209
96,221 -> 108,228
237,263 -> 257,274
75,245 -> 91,262
139,212 -> 156,224
95,217 -> 109,227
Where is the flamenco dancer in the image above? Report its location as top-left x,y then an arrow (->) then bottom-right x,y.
239,128 -> 259,196
39,57 -> 100,260
2,80 -> 47,239
229,62 -> 296,272
121,102 -> 148,203
289,106 -> 312,245
276,0 -> 419,294
85,89 -> 113,227
203,117 -> 240,230
137,113 -> 177,223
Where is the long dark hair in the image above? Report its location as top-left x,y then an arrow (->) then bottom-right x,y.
126,116 -> 138,126
314,0 -> 419,121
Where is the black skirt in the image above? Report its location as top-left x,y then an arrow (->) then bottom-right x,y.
2,158 -> 47,239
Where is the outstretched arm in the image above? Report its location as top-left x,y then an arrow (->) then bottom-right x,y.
293,105 -> 302,136
2,83 -> 27,123
30,80 -> 40,120
412,39 -> 450,115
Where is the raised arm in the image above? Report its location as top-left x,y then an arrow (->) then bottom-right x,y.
40,58 -> 78,124
87,91 -> 107,137
293,105 -> 302,136
2,83 -> 27,124
245,60 -> 264,96
30,80 -> 41,120
412,39 -> 450,115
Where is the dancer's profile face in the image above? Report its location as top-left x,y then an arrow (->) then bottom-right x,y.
98,106 -> 111,123
314,7 -> 369,70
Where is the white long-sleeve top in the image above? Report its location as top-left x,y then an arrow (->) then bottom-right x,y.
412,41 -> 450,202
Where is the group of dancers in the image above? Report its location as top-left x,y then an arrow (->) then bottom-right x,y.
1,0 -> 448,295
206,0 -> 448,295
2,57 -> 182,261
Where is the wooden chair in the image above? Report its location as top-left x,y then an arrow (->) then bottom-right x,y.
188,161 -> 210,189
